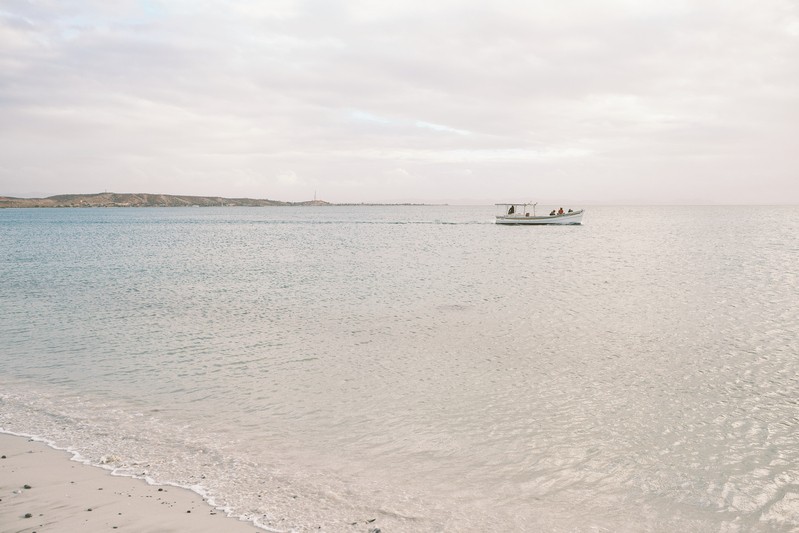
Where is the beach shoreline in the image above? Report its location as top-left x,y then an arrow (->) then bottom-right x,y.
0,432 -> 264,533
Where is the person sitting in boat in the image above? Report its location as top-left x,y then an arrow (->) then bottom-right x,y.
557,207 -> 564,215
507,205 -> 515,215
568,208 -> 573,213
549,209 -> 556,216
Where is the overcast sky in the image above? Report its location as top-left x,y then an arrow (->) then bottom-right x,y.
1,0 -> 797,204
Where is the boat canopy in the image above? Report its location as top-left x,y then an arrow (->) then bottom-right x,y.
496,202 -> 538,216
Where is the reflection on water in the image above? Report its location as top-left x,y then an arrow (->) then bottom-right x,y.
1,205 -> 798,532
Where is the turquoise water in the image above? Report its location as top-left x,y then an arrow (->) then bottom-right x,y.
1,206 -> 798,532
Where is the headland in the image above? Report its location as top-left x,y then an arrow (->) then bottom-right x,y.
0,193 -> 330,208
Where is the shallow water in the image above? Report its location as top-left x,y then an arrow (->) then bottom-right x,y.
1,205 -> 798,532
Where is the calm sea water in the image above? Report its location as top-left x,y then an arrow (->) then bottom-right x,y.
1,205 -> 798,532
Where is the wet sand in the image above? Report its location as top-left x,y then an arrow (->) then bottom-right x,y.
0,432 -> 263,533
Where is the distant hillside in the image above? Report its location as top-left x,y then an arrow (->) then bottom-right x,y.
0,193 -> 331,208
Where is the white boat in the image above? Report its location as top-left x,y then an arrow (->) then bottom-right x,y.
495,203 -> 584,225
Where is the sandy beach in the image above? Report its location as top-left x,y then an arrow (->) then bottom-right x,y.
0,433 -> 262,533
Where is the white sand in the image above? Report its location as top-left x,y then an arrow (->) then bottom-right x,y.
0,433 -> 263,533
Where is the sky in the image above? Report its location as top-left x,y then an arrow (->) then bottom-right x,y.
1,0 -> 797,204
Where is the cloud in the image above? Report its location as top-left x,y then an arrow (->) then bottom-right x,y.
415,121 -> 470,136
0,0 -> 797,203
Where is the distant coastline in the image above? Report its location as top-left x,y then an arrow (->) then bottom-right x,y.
0,192 -> 327,208
0,192 -> 440,208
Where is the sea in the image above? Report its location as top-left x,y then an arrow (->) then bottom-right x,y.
1,205 -> 798,532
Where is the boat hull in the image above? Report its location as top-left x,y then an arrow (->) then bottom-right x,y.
496,210 -> 583,225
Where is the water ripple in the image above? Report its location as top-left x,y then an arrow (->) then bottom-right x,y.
1,205 -> 798,532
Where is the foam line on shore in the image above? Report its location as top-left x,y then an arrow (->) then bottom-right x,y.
0,430 -> 275,533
